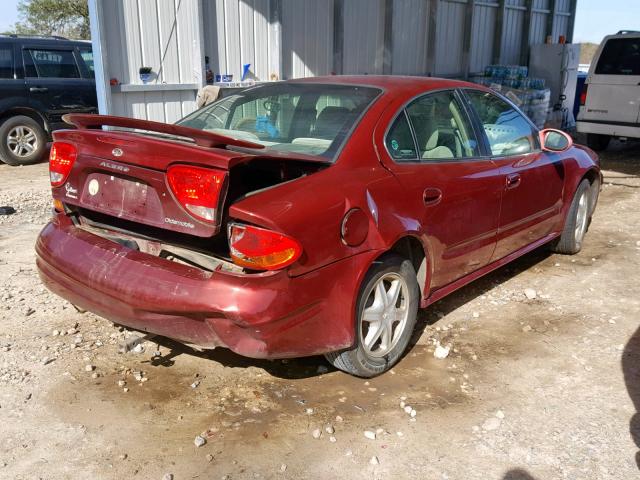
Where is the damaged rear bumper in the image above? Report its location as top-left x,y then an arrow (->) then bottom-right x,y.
36,214 -> 379,359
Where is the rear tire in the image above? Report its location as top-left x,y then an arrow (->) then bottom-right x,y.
325,254 -> 419,377
586,133 -> 610,152
551,179 -> 592,255
0,115 -> 47,166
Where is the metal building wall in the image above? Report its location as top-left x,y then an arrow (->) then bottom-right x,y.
203,0 -> 271,83
281,0 -> 334,79
91,0 -> 578,122
90,0 -> 203,122
434,0 -> 467,75
469,2 -> 497,74
390,0 -> 430,75
501,0 -> 526,65
342,0 -> 386,75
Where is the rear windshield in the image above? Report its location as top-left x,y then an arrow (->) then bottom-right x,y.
595,37 -> 640,75
177,83 -> 381,161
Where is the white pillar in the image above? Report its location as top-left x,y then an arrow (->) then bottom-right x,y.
88,0 -> 111,116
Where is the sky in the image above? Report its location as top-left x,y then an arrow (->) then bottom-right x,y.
0,0 -> 638,44
0,0 -> 20,33
573,0 -> 640,44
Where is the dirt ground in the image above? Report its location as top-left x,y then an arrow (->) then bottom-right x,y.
0,141 -> 639,480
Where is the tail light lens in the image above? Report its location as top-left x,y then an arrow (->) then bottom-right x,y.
49,142 -> 77,187
229,224 -> 302,271
167,165 -> 226,223
580,84 -> 588,106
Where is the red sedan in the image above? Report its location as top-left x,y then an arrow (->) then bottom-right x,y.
36,76 -> 601,377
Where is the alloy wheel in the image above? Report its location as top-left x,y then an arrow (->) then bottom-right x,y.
574,191 -> 589,244
359,273 -> 410,358
7,125 -> 38,158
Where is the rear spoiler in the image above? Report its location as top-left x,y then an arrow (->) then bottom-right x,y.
62,113 -> 265,150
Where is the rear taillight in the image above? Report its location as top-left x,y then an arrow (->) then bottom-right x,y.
167,165 -> 226,223
580,84 -> 588,106
228,224 -> 302,271
49,142 -> 77,187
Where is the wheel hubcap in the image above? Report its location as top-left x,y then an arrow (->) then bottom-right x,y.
574,191 -> 589,244
360,273 -> 409,358
7,126 -> 38,158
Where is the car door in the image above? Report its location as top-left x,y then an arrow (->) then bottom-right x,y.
22,44 -> 96,131
380,89 -> 503,290
581,35 -> 640,126
0,41 -> 27,111
463,89 -> 565,261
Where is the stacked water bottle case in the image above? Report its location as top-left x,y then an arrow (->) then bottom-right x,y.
471,65 -> 551,129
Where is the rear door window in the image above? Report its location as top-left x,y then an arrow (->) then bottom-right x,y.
0,46 -> 14,79
595,38 -> 640,76
386,112 -> 418,161
23,48 -> 80,78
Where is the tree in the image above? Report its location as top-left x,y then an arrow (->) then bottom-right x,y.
11,0 -> 90,39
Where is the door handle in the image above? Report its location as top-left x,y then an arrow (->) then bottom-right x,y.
506,173 -> 521,189
29,87 -> 49,93
423,187 -> 443,206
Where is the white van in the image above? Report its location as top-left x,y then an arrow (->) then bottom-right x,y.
576,31 -> 640,150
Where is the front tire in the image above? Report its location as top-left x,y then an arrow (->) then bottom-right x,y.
551,179 -> 592,255
325,254 -> 419,377
0,115 -> 47,166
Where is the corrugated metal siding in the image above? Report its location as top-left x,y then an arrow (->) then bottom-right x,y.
342,0 -> 385,74
391,0 -> 429,75
98,0 -> 201,122
205,0 -> 271,81
95,0 -> 579,122
281,0 -> 333,79
552,0 -> 571,41
501,0 -> 526,64
470,1 -> 498,73
434,0 -> 467,76
530,0 -> 549,45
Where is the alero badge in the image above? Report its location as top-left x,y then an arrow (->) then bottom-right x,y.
112,148 -> 124,157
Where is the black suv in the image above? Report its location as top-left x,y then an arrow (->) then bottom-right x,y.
0,35 -> 97,166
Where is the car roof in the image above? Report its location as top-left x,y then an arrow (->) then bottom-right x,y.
0,35 -> 90,47
289,75 -> 488,101
291,75 -> 482,91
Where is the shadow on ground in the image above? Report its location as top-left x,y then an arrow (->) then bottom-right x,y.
139,245 -> 553,381
597,140 -> 640,178
623,326 -> 640,469
502,469 -> 538,480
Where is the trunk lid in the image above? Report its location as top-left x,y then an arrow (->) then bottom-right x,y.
51,115 -> 329,239
52,126 -> 255,238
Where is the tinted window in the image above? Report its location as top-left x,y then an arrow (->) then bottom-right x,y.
0,47 -> 13,79
466,90 -> 537,156
25,49 -> 80,78
23,49 -> 37,77
595,38 -> 640,75
79,48 -> 94,78
386,112 -> 418,160
406,91 -> 479,160
179,84 -> 380,161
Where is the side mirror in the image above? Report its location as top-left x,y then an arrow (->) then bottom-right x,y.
540,129 -> 573,152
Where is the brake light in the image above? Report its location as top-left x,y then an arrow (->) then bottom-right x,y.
49,142 -> 77,187
228,224 -> 302,270
580,84 -> 588,106
167,165 -> 226,223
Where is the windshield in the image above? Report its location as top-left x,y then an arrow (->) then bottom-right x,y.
177,83 -> 381,161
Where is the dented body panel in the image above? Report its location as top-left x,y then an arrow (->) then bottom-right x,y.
36,76 -> 600,359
